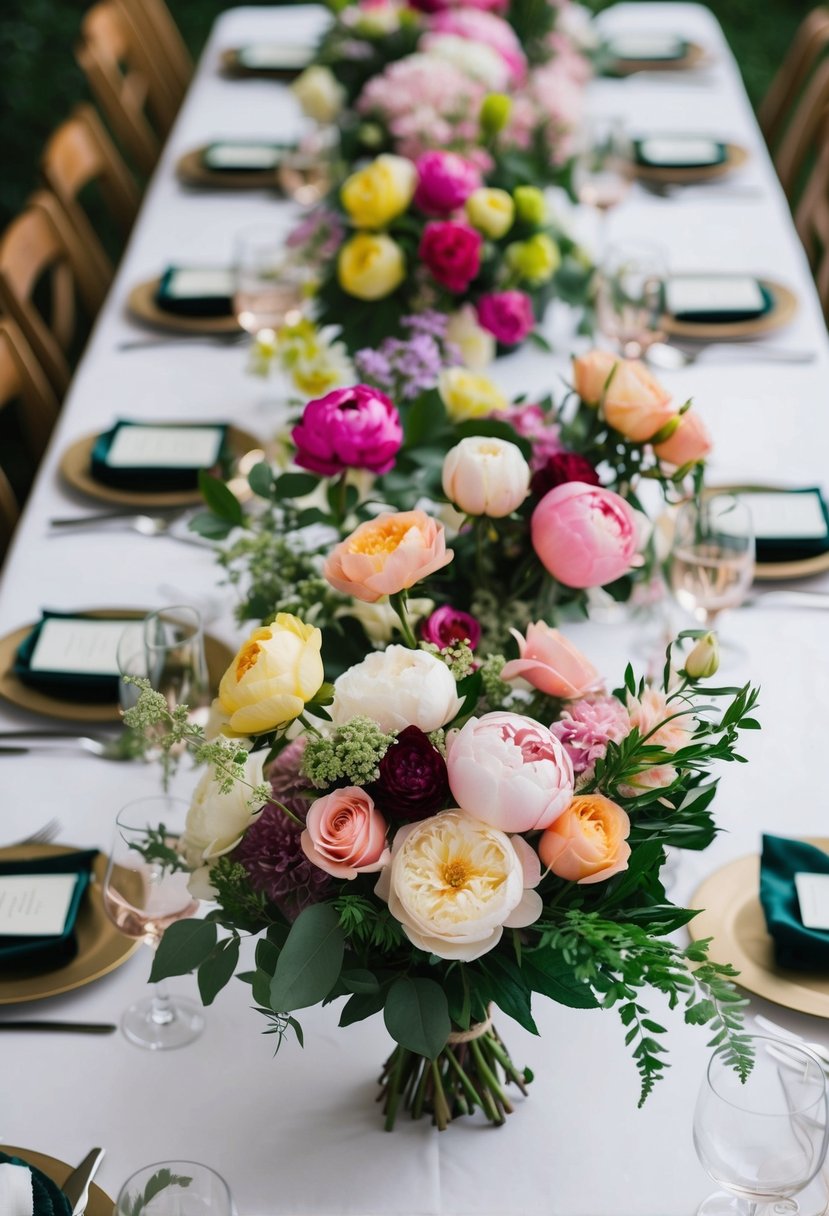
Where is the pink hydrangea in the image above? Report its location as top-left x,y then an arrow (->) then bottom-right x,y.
527,62 -> 586,164
551,695 -> 631,777
490,402 -> 564,471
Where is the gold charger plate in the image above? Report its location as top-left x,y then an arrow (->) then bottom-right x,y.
2,1146 -> 112,1215
689,839 -> 829,1018
662,278 -> 797,341
59,424 -> 261,508
708,483 -> 829,582
635,142 -> 748,185
0,844 -> 138,1006
0,610 -> 234,724
176,146 -> 281,190
219,46 -> 309,79
609,40 -> 707,76
126,277 -> 240,336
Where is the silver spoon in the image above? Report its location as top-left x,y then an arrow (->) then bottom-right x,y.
50,511 -> 190,538
646,341 -> 817,370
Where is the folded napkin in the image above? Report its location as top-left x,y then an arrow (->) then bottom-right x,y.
201,141 -> 286,173
666,277 -> 773,324
760,835 -> 829,971
154,266 -> 234,317
236,42 -> 313,71
13,610 -> 133,702
90,419 -> 229,491
606,32 -> 689,62
0,849 -> 97,972
742,487 -> 829,563
633,136 -> 726,169
0,1154 -> 72,1216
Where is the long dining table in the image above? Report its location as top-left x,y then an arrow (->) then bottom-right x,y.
3,3 -> 829,1213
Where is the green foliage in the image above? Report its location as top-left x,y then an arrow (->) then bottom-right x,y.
384,977 -> 451,1059
302,716 -> 395,788
149,919 -> 217,983
197,935 -> 241,1006
269,903 -> 345,1012
120,1168 -> 192,1216
334,894 -> 405,951
208,857 -> 271,932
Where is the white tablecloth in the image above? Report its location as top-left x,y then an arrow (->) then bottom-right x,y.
2,5 -> 829,1213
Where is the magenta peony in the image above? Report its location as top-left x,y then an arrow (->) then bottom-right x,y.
551,695 -> 631,777
531,481 -> 639,588
420,605 -> 481,650
419,221 -> 483,293
372,725 -> 450,819
476,291 -> 535,346
413,151 -> 482,217
291,385 -> 403,477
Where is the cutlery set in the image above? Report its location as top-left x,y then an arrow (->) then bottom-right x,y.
48,509 -> 210,545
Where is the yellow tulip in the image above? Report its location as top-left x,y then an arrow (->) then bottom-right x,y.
340,154 -> 417,229
218,615 -> 324,735
338,232 -> 405,300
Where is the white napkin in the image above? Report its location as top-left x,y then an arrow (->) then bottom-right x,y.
0,1162 -> 34,1216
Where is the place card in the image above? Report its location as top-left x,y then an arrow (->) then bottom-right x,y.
27,617 -> 128,677
636,136 -> 724,167
160,268 -> 236,301
105,424 -> 224,470
739,489 -> 829,542
607,32 -> 687,60
0,873 -> 79,937
203,142 -> 284,172
666,275 -> 766,318
236,42 -> 313,71
795,873 -> 829,931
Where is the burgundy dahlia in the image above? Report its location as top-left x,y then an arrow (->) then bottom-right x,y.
531,451 -> 600,499
234,801 -> 332,921
371,726 -> 449,820
420,605 -> 481,650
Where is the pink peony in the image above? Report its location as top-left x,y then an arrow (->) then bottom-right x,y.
551,695 -> 631,776
531,481 -> 639,588
301,786 -> 390,879
291,385 -> 403,477
476,291 -> 535,346
419,220 -> 483,293
413,151 -> 482,217
427,9 -> 527,84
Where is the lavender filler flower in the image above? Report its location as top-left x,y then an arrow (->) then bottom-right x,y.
355,312 -> 461,401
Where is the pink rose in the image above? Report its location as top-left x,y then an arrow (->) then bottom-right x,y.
323,509 -> 454,603
500,622 -> 600,698
419,221 -> 483,293
301,786 -> 390,879
414,151 -> 482,217
476,291 -> 535,346
291,385 -> 403,477
653,410 -> 713,467
531,481 -> 639,588
572,351 -> 676,442
446,711 -> 574,832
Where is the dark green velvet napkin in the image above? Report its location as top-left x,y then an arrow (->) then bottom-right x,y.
760,834 -> 829,971
154,266 -> 233,317
89,420 -> 229,491
0,849 -> 97,972
633,138 -> 726,169
670,280 -> 774,324
750,488 -> 829,563
13,610 -> 130,703
0,1152 -> 72,1216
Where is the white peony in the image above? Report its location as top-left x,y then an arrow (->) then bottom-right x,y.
445,305 -> 496,371
422,36 -> 510,89
338,597 -> 434,647
376,811 -> 542,961
181,749 -> 266,895
330,645 -> 462,733
442,435 -> 531,518
291,66 -> 346,124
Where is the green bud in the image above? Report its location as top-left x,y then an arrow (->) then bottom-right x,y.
513,185 -> 547,225
480,93 -> 512,138
505,233 -> 561,285
684,632 -> 720,680
649,414 -> 682,445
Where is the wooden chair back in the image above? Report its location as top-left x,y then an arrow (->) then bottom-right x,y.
116,0 -> 192,104
773,57 -> 829,201
760,9 -> 829,148
41,103 -> 140,287
795,133 -> 829,318
0,192 -> 108,395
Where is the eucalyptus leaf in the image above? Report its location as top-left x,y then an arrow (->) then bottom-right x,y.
274,471 -> 320,500
198,470 -> 245,525
197,936 -> 240,1006
149,919 -> 217,982
248,460 -> 275,498
384,977 -> 450,1059
269,903 -> 345,1012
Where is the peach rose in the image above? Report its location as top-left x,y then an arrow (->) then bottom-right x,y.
538,793 -> 631,884
573,350 -> 675,442
323,510 -> 454,603
301,786 -> 390,879
626,686 -> 692,753
500,622 -> 600,699
653,410 -> 713,466
618,763 -> 679,798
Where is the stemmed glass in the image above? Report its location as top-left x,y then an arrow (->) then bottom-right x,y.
669,494 -> 755,651
573,117 -> 634,255
117,606 -> 210,729
694,1036 -> 829,1215
115,1161 -> 233,1214
103,796 -> 204,1050
597,240 -> 667,358
233,224 -> 307,338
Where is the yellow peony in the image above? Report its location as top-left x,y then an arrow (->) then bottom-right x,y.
438,367 -> 508,422
340,154 -> 417,229
465,187 -> 515,239
506,233 -> 561,285
218,615 -> 324,735
338,232 -> 405,300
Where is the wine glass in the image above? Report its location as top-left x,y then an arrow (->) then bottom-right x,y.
233,224 -> 307,338
573,117 -> 634,255
143,605 -> 210,726
694,1036 -> 829,1216
669,494 -> 755,649
597,240 -> 667,358
278,124 -> 337,206
115,1161 -> 233,1214
102,796 -> 204,1050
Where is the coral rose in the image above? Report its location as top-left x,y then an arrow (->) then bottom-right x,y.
572,351 -> 675,442
301,786 -> 390,879
653,410 -> 713,466
538,794 -> 631,884
218,615 -> 324,734
323,509 -> 453,603
531,482 -> 639,588
501,622 -> 600,698
291,384 -> 402,476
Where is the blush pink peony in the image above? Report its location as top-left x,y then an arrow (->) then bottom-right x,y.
551,695 -> 631,777
531,481 -> 639,588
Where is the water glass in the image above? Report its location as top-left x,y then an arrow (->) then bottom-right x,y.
598,240 -> 667,357
694,1036 -> 829,1215
233,223 -> 307,337
669,494 -> 755,629
573,116 -> 634,245
143,604 -> 210,723
115,1161 -> 233,1215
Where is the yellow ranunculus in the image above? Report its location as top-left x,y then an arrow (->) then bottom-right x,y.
337,232 -> 405,300
340,154 -> 417,229
438,367 -> 508,422
465,187 -> 515,239
218,615 -> 324,735
506,233 -> 561,285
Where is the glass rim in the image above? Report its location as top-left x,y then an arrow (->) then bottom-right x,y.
707,1035 -> 828,1116
116,1159 -> 232,1204
143,604 -> 203,649
115,796 -> 189,834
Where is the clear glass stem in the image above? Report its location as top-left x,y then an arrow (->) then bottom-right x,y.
151,981 -> 176,1027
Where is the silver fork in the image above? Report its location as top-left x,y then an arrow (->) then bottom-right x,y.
50,511 -> 187,537
7,818 -> 61,847
0,732 -> 135,761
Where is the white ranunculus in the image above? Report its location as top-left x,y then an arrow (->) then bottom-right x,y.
445,305 -> 496,371
338,597 -> 435,647
291,65 -> 346,124
376,811 -> 542,961
331,645 -> 462,733
182,749 -> 266,870
422,35 -> 509,90
442,435 -> 531,518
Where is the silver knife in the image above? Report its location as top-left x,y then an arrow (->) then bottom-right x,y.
61,1148 -> 105,1215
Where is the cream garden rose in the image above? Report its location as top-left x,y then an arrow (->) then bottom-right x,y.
438,367 -> 507,422
291,66 -> 346,124
330,645 -> 462,734
218,615 -> 324,734
442,435 -> 531,517
182,751 -> 266,896
445,305 -> 495,370
376,810 -> 542,960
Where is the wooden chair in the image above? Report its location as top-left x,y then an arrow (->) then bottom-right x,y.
0,318 -> 61,561
75,2 -> 179,175
772,57 -> 829,202
41,104 -> 140,289
0,192 -> 109,396
795,134 -> 829,318
115,0 -> 192,105
760,9 -> 829,149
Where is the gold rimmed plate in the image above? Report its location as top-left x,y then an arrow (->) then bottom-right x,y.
689,840 -> 829,1018
0,610 -> 234,724
2,1146 -> 112,1215
0,845 -> 137,1006
176,146 -> 281,190
59,424 -> 261,509
662,278 -> 797,341
635,141 -> 748,185
609,39 -> 707,76
126,278 -> 241,336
